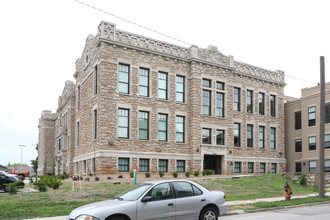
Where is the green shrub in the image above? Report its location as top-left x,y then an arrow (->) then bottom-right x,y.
298,173 -> 307,186
207,170 -> 214,175
34,176 -> 63,191
129,171 -> 134,178
4,181 -> 23,194
172,172 -> 178,178
202,170 -> 207,176
33,181 -> 47,192
145,172 -> 151,178
194,171 -> 200,177
159,171 -> 165,178
185,171 -> 191,177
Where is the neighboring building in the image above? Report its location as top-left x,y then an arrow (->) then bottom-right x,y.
38,21 -> 286,176
0,164 -> 7,171
285,83 -> 330,173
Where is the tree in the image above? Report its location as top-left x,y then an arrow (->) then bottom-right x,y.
30,144 -> 38,174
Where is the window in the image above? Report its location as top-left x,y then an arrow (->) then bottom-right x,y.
246,90 -> 253,113
216,129 -> 225,145
295,139 -> 302,152
118,109 -> 129,139
216,81 -> 225,90
202,90 -> 211,116
93,109 -> 97,139
247,124 -> 253,148
77,85 -> 81,110
94,65 -> 98,96
76,121 -> 80,147
295,111 -> 302,130
118,158 -> 129,172
176,75 -> 185,102
158,114 -> 167,141
259,126 -> 265,149
83,160 -> 87,173
203,79 -> 211,87
139,68 -> 149,97
75,162 -> 78,174
172,182 -> 198,198
260,163 -> 266,173
139,159 -> 149,172
259,93 -> 265,115
234,87 -> 241,111
309,136 -> 316,150
295,162 -> 302,173
325,160 -> 330,172
146,183 -> 172,201
139,111 -> 149,140
58,138 -> 62,151
202,128 -> 211,144
216,92 -> 225,117
248,162 -> 254,173
270,95 -> 276,117
118,64 -> 129,94
271,163 -> 277,173
309,161 -> 316,173
325,134 -> 330,149
176,116 -> 185,143
326,103 -> 330,123
308,106 -> 316,126
234,162 -> 241,173
159,159 -> 168,172
270,127 -> 276,149
177,160 -> 185,173
158,72 -> 168,100
234,123 -> 241,147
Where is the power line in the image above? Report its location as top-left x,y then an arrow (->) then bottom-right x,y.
73,0 -> 192,46
285,74 -> 318,85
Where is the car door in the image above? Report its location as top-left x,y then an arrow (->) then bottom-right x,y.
172,181 -> 205,220
137,182 -> 175,220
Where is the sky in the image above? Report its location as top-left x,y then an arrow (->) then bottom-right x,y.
0,0 -> 329,167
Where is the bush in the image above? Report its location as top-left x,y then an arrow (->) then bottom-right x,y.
172,172 -> 178,178
159,171 -> 165,178
202,170 -> 207,176
4,181 -> 23,194
33,181 -> 47,192
129,171 -> 134,178
185,171 -> 191,177
194,171 -> 200,177
145,172 -> 151,178
34,176 -> 63,191
298,173 -> 307,186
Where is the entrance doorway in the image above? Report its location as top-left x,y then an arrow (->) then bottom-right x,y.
204,155 -> 222,174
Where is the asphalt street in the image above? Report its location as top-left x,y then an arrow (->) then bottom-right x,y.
220,203 -> 330,220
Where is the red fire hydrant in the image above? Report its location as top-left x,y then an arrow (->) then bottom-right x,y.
284,182 -> 292,201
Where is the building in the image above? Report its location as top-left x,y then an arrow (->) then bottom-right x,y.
285,83 -> 330,173
38,21 -> 286,176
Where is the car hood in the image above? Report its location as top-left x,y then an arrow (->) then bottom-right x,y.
69,199 -> 136,219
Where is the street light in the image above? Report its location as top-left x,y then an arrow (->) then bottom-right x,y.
19,145 -> 25,172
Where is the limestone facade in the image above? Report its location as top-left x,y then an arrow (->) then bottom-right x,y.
38,21 -> 286,176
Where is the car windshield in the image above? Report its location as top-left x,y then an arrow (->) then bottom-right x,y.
116,183 -> 152,201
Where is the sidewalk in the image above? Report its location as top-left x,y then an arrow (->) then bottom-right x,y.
23,192 -> 330,220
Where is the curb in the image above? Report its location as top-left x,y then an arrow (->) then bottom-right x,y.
245,201 -> 330,213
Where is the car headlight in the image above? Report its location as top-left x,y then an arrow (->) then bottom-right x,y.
76,215 -> 100,220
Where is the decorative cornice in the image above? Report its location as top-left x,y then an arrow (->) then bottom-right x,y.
92,21 -> 285,84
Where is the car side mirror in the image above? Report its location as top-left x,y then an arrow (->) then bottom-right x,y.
142,196 -> 153,202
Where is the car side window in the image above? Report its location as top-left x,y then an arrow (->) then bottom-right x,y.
146,183 -> 172,201
192,185 -> 203,195
172,182 -> 195,198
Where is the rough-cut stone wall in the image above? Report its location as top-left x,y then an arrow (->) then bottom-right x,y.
37,111 -> 56,175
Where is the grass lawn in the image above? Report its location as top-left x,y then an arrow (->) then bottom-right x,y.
0,174 -> 319,219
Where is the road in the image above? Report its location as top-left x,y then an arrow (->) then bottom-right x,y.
221,203 -> 330,220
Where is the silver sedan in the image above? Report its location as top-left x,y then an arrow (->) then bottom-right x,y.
68,179 -> 228,220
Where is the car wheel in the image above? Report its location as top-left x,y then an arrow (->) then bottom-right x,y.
199,207 -> 217,220
4,185 -> 10,192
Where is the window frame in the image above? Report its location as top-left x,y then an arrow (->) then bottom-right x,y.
176,160 -> 186,173
176,116 -> 185,143
216,129 -> 225,145
118,63 -> 130,94
202,128 -> 212,144
139,111 -> 149,140
139,159 -> 149,172
271,163 -> 277,174
158,113 -> 168,142
308,106 -> 316,127
118,158 -> 130,172
216,92 -> 225,117
246,90 -> 253,113
93,109 -> 97,140
270,95 -> 276,117
118,108 -> 129,139
159,159 -> 168,172
308,136 -> 316,151
234,162 -> 241,173
158,71 -> 168,100
202,89 -> 211,116
94,65 -> 98,96
260,163 -> 266,173
139,68 -> 150,97
295,111 -> 302,130
295,139 -> 302,152
248,162 -> 254,173
234,87 -> 241,111
259,126 -> 265,149
176,75 -> 185,103
309,161 -> 317,173
234,123 -> 241,147
270,127 -> 276,149
259,92 -> 265,115
247,124 -> 253,148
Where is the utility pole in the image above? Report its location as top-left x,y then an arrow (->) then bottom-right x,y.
319,56 -> 325,198
19,145 -> 25,172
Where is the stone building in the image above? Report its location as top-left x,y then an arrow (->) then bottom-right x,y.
285,82 -> 330,173
38,21 -> 286,176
